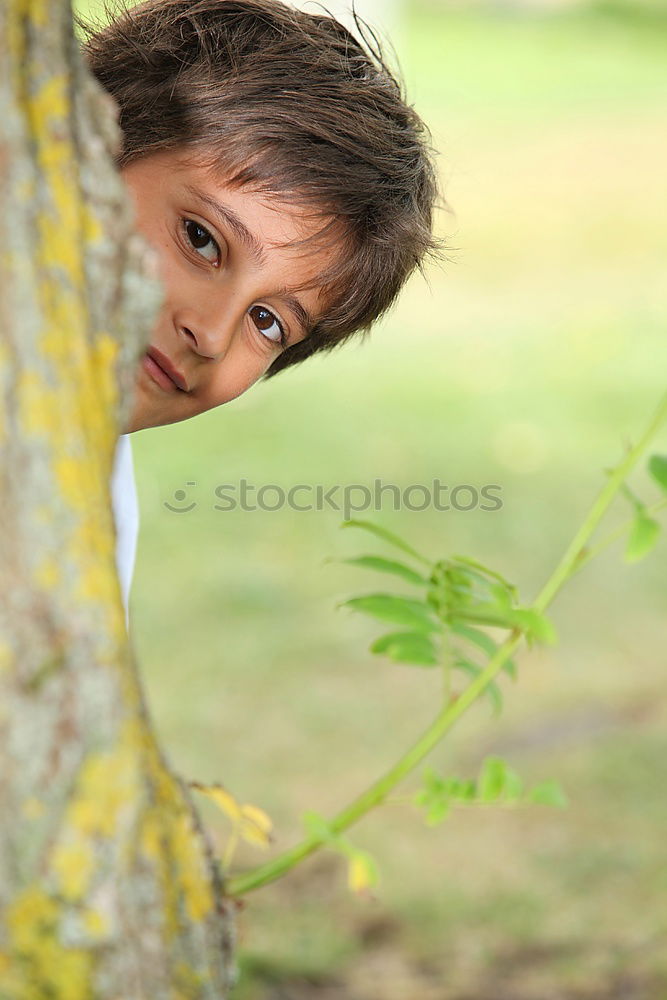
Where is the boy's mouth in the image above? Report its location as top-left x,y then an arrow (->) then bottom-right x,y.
142,346 -> 189,393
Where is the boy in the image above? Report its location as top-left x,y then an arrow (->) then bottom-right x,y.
76,0 -> 440,613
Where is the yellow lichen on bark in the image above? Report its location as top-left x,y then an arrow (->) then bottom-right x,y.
9,11 -> 121,603
66,729 -> 141,839
4,887 -> 94,1000
133,721 -> 219,930
51,837 -> 97,902
9,5 -> 125,631
0,642 -> 13,676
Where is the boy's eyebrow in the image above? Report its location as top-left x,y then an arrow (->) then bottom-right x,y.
274,287 -> 315,337
183,183 -> 266,266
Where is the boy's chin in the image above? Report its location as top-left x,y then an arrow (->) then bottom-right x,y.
123,408 -> 178,433
122,379 -> 189,433
122,399 -> 167,433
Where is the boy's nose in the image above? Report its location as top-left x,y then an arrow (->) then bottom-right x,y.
179,324 -> 229,362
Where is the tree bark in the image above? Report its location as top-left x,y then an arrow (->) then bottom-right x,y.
0,1 -> 235,995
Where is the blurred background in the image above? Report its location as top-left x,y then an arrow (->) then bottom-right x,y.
77,0 -> 667,996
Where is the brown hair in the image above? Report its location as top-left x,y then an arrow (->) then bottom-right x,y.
76,0 -> 441,379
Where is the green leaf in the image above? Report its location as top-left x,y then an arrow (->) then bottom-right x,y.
450,623 -> 517,678
489,582 -> 513,610
478,757 -> 510,803
421,765 -> 446,795
475,758 -> 525,803
340,594 -> 439,632
527,780 -> 568,808
443,568 -> 474,593
625,512 -> 660,563
341,518 -> 430,566
427,579 -> 473,617
414,768 -> 452,826
503,661 -> 518,681
455,602 -> 518,629
451,555 -> 518,596
450,623 -> 496,656
508,608 -> 558,645
370,630 -> 439,666
648,454 -> 667,492
446,563 -> 495,593
456,602 -> 556,645
454,778 -> 477,802
424,798 -> 451,826
340,555 -> 428,587
501,766 -> 524,804
454,659 -> 503,715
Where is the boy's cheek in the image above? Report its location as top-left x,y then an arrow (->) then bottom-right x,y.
125,337 -> 273,431
192,363 -> 272,417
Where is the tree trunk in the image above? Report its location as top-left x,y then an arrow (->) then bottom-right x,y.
0,1 -> 235,995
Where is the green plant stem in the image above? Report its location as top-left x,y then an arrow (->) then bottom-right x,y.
227,629 -> 523,897
441,624 -> 452,703
575,497 -> 667,572
533,390 -> 667,612
226,390 -> 667,899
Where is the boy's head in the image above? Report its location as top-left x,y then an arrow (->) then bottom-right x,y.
78,0 -> 440,431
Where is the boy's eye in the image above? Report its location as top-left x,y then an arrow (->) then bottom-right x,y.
249,305 -> 285,348
183,219 -> 220,264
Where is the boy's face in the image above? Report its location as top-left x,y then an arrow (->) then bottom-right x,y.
121,149 -> 332,432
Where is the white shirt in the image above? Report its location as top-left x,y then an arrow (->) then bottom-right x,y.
111,434 -> 139,626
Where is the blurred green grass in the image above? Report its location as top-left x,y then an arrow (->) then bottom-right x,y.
75,0 -> 667,995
